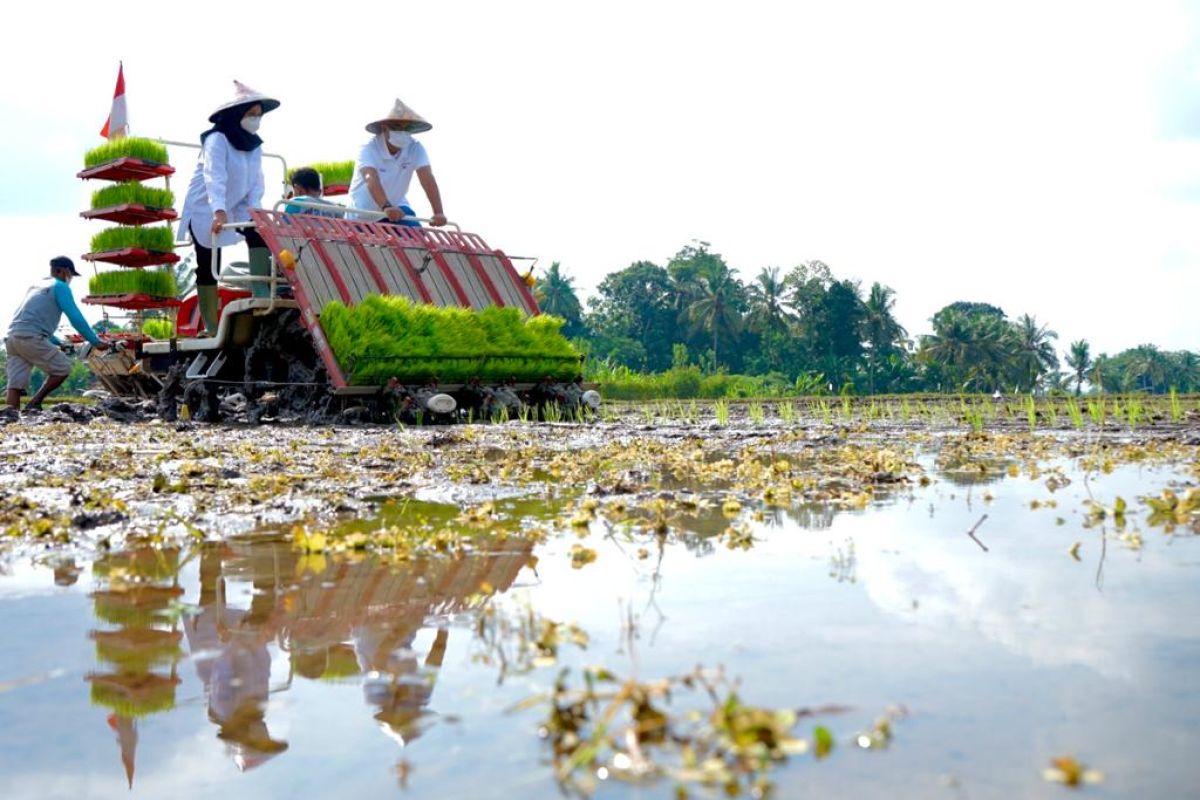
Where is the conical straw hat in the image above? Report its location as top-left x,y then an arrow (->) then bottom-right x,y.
209,80 -> 280,122
366,98 -> 432,134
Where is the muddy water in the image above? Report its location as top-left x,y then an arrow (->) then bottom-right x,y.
1,447 -> 1198,798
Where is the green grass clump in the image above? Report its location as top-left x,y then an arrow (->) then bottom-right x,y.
90,269 -> 178,298
142,318 -> 175,339
84,137 -> 169,168
91,182 -> 175,210
319,295 -> 582,385
288,160 -> 354,188
90,225 -> 175,254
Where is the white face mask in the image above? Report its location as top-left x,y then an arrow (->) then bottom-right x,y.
387,130 -> 412,149
241,115 -> 262,134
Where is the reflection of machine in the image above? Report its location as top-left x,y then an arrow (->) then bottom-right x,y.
185,536 -> 534,762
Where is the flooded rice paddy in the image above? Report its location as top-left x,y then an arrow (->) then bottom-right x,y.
1,401 -> 1198,798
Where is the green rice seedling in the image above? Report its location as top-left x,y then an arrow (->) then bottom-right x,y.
900,397 -> 912,421
965,405 -> 985,433
91,225 -> 175,253
1088,397 -> 1106,428
982,396 -> 996,419
84,137 -> 170,168
1066,397 -> 1084,429
1170,388 -> 1183,422
1044,400 -> 1059,427
142,318 -> 174,339
778,399 -> 796,424
543,401 -> 563,423
287,161 -> 354,188
641,405 -> 656,425
89,269 -> 178,298
867,399 -> 879,420
841,395 -> 853,422
1126,396 -> 1143,430
319,296 -> 581,385
91,182 -> 176,211
1025,395 -> 1038,432
817,399 -> 832,425
714,399 -> 729,425
748,402 -> 765,425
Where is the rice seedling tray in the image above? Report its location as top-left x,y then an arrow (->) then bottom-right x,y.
81,203 -> 179,226
83,294 -> 183,311
82,248 -> 181,268
77,157 -> 175,183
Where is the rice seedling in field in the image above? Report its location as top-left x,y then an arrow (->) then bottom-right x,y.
778,400 -> 796,424
1088,397 -> 1107,428
318,296 -> 582,384
543,402 -> 564,423
91,182 -> 175,211
748,402 -> 765,425
1024,396 -> 1038,432
142,318 -> 175,339
91,225 -> 175,253
713,399 -> 729,425
900,397 -> 912,421
1170,388 -> 1183,422
817,399 -> 832,425
841,395 -> 853,422
965,405 -> 985,433
89,269 -> 178,298
287,161 -> 354,188
1044,400 -> 1059,427
1126,396 -> 1144,431
1066,398 -> 1084,429
84,137 -> 170,168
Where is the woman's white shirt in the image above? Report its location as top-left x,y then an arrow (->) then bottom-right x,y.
178,132 -> 264,248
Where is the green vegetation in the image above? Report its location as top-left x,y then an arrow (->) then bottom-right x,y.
83,137 -> 169,168
89,269 -> 178,298
91,182 -> 175,210
287,161 -> 354,187
319,295 -> 582,384
541,243 -> 1197,398
142,318 -> 175,339
90,225 -> 175,253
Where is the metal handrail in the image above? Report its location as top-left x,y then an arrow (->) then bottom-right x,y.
271,198 -> 461,231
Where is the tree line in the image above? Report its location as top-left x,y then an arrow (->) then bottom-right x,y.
535,243 -> 1200,395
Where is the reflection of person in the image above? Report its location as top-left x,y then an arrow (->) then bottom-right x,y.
355,625 -> 449,747
348,98 -> 447,228
284,167 -> 342,218
178,80 -> 281,325
185,547 -> 288,771
5,256 -> 108,413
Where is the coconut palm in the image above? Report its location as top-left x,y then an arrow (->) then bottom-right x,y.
920,309 -> 1009,391
1065,339 -> 1091,396
686,267 -> 743,369
534,261 -> 583,334
1009,314 -> 1059,392
746,267 -> 794,335
862,282 -> 907,393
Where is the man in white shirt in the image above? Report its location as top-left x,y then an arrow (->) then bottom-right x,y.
348,98 -> 447,227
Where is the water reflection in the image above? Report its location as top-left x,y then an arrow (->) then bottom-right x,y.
87,547 -> 185,788
83,536 -> 534,784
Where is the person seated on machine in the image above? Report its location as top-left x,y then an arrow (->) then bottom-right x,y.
283,167 -> 343,218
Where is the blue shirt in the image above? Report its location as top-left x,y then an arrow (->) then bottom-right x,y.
7,277 -> 102,346
283,195 -> 343,218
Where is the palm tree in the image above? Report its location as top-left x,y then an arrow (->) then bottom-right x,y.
1009,314 -> 1059,392
745,267 -> 793,336
861,282 -> 907,393
534,262 -> 583,334
1065,339 -> 1091,396
920,309 -> 1009,392
686,268 -> 743,369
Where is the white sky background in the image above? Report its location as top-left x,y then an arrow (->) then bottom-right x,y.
0,0 -> 1197,358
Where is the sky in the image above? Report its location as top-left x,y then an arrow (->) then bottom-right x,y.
1,0 -> 1197,358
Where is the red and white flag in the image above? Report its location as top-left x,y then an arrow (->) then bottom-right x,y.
99,62 -> 128,139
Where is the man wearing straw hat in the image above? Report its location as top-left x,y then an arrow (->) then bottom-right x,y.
349,98 -> 447,227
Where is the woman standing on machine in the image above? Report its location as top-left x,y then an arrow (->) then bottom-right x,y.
178,81 -> 280,335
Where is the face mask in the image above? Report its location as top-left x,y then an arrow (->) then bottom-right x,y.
241,115 -> 262,134
387,130 -> 412,149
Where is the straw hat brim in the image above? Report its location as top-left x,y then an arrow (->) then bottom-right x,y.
366,118 -> 433,135
209,97 -> 281,123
